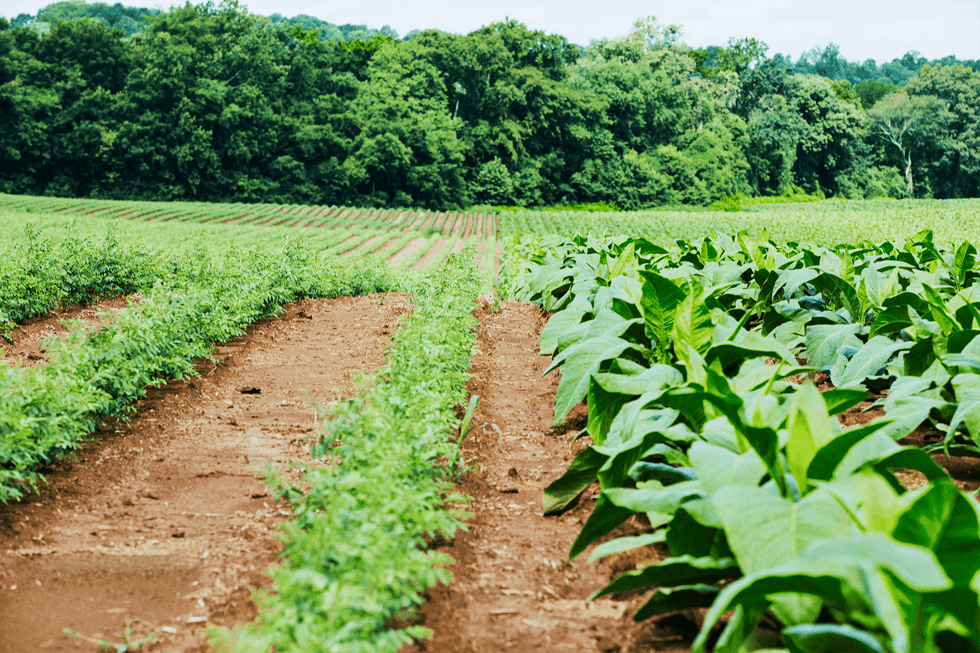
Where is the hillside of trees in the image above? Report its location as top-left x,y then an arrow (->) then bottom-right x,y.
2,0 -> 979,209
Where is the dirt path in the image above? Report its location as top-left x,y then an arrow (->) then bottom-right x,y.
0,294 -> 407,652
403,303 -> 691,653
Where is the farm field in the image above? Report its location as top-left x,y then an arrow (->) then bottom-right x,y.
500,197 -> 980,246
0,194 -> 502,280
2,196 -> 980,652
0,294 -> 401,651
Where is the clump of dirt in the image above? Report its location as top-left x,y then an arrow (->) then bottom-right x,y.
0,293 -> 407,652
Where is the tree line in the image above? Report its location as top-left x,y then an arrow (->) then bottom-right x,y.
2,0 -> 979,210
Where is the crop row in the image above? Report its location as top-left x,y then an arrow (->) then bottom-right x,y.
506,232 -> 980,653
0,239 -> 397,502
211,250 -> 484,652
0,221 -> 156,333
0,196 -> 501,281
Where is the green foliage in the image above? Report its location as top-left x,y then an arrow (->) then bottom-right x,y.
64,621 -> 157,652
868,92 -> 953,198
497,199 -> 980,255
0,220 -> 155,325
905,64 -> 980,199
710,186 -> 825,211
2,4 -> 980,206
779,43 -> 980,88
855,79 -> 900,109
472,158 -> 515,206
690,37 -> 768,77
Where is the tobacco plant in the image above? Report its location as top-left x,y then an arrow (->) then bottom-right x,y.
518,232 -> 980,653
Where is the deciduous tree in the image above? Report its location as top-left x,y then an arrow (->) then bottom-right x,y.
868,91 -> 951,197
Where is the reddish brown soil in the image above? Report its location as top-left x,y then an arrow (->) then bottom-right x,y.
339,234 -> 382,256
331,233 -> 363,252
448,214 -> 463,238
832,387 -> 980,492
144,212 -> 178,223
411,213 -> 436,232
474,243 -> 487,271
329,208 -> 353,226
1,297 -> 138,368
364,237 -> 401,258
392,211 -> 412,228
459,214 -> 474,240
0,294 -> 407,652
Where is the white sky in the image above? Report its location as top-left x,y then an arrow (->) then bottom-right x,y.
2,0 -> 978,63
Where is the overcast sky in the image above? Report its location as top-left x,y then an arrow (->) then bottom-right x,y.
3,0 -> 978,63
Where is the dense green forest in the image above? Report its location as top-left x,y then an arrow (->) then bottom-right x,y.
2,0 -> 979,209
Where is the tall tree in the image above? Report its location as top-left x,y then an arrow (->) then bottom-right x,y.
855,79 -> 899,109
868,91 -> 951,197
0,27 -> 59,194
785,74 -> 864,195
110,0 -> 293,200
690,37 -> 768,78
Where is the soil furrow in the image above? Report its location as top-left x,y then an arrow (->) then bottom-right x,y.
411,239 -> 449,270
404,302 -> 691,653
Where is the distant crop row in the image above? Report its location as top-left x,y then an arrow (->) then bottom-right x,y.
0,195 -> 501,282
499,198 -> 980,247
0,194 -> 498,240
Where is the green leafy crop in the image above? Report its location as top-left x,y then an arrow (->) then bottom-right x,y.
518,232 -> 980,653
